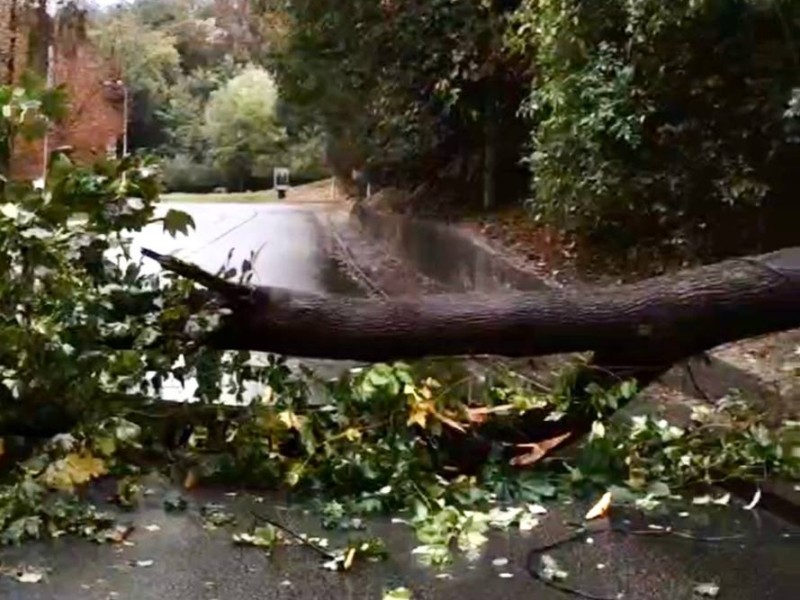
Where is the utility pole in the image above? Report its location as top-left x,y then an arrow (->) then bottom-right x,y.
103,78 -> 128,158
122,81 -> 128,156
41,41 -> 55,181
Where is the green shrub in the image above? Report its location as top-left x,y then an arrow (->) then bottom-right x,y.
162,154 -> 227,193
512,0 -> 800,259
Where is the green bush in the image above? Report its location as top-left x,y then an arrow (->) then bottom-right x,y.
511,0 -> 800,259
161,154 -> 227,193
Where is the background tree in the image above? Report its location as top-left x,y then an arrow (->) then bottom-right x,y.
203,65 -> 284,190
269,0 -> 528,204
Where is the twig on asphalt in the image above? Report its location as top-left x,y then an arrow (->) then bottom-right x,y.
249,509 -> 336,560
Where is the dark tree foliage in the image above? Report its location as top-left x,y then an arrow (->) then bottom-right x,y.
511,0 -> 800,259
270,0 -> 800,257
270,0 -> 529,204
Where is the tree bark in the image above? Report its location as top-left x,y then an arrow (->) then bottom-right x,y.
144,247 -> 800,366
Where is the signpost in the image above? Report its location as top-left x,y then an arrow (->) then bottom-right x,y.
274,167 -> 290,199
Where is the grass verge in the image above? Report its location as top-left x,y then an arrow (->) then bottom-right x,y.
162,190 -> 278,203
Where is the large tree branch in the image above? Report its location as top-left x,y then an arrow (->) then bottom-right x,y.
144,247 -> 800,365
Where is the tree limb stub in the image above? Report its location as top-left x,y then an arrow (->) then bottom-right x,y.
143,247 -> 800,365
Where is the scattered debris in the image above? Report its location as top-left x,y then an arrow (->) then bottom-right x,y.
96,523 -> 135,544
383,587 -> 413,600
585,491 -> 612,521
492,557 -> 509,567
134,560 -> 154,568
694,582 -> 720,597
743,488 -> 761,511
3,566 -> 46,584
232,526 -> 280,552
201,503 -> 236,528
510,432 -> 572,467
539,554 -> 569,582
322,539 -> 388,571
163,491 -> 188,513
692,493 -> 730,506
498,572 -> 514,578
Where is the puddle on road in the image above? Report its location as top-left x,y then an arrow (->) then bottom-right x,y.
350,206 -> 548,293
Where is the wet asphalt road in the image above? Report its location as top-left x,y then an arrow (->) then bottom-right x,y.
1,482 -> 798,600
130,201 -> 359,294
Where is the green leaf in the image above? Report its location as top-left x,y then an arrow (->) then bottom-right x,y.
232,525 -> 279,550
162,209 -> 195,237
163,491 -> 187,513
620,381 -> 637,399
201,503 -> 236,528
647,481 -> 671,498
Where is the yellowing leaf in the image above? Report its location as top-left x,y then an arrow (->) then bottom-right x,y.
278,410 -> 307,431
286,463 -> 304,487
42,452 -> 107,491
423,377 -> 441,390
183,467 -> 199,490
457,529 -> 488,550
584,491 -> 612,521
343,427 -> 362,442
343,547 -> 357,570
407,400 -> 432,429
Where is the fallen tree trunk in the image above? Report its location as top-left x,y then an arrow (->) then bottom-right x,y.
8,248 -> 799,454
144,247 -> 800,367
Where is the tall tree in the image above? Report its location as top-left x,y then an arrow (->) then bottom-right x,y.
203,65 -> 284,189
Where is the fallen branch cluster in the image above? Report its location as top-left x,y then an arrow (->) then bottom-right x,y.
141,246 -> 800,452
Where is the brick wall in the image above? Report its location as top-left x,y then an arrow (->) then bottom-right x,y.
51,43 -> 125,165
0,1 -> 30,87
1,4 -> 124,180
0,2 -> 11,84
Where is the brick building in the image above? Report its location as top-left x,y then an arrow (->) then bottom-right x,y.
0,1 -> 124,180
